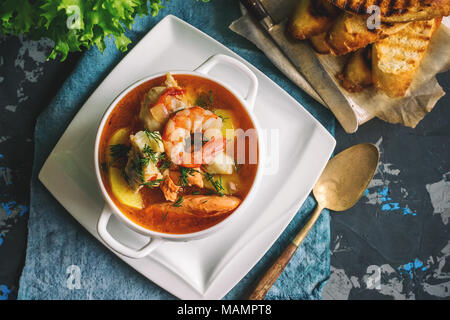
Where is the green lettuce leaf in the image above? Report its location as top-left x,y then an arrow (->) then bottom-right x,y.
0,0 -> 207,61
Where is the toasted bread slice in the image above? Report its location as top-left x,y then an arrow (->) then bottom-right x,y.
310,32 -> 333,54
289,0 -> 340,40
327,12 -> 410,56
338,46 -> 373,92
329,0 -> 450,23
372,18 -> 441,98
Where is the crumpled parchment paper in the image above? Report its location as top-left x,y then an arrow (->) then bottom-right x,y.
230,0 -> 450,128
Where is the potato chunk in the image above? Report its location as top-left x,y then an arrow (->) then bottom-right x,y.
107,128 -> 130,163
109,167 -> 143,209
213,109 -> 236,139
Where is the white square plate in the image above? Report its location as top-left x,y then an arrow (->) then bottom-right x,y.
39,15 -> 335,299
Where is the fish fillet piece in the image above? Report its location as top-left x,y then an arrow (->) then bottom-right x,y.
124,131 -> 164,192
160,172 -> 180,202
169,168 -> 204,189
329,0 -> 450,23
146,195 -> 241,217
139,73 -> 190,131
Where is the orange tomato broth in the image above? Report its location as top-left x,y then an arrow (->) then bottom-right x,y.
99,74 -> 258,234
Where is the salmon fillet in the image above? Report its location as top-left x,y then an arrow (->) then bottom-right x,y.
160,174 -> 180,202
146,195 -> 241,217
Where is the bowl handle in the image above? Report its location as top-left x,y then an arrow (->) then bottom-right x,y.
97,205 -> 163,259
195,54 -> 259,110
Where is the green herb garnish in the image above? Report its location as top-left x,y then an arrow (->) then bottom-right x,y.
173,196 -> 184,207
139,157 -> 151,182
140,157 -> 150,168
209,90 -> 214,106
101,162 -> 108,172
140,179 -> 163,188
196,97 -> 208,108
179,167 -> 199,187
157,152 -> 172,171
203,172 -> 224,196
216,113 -> 228,122
161,212 -> 168,221
142,145 -> 158,163
130,155 -> 149,183
195,90 -> 214,109
110,144 -> 130,160
144,129 -> 162,144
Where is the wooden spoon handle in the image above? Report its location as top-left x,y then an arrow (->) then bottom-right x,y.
248,205 -> 324,300
248,242 -> 298,300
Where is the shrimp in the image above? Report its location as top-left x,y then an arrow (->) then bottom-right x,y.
139,73 -> 190,131
163,107 -> 226,168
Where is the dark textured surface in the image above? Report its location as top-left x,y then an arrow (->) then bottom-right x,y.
0,1 -> 449,300
0,34 -> 82,300
326,73 -> 450,299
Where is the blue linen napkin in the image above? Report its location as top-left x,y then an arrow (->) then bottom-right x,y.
18,0 -> 334,300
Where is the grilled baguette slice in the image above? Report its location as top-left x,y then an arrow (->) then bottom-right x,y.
289,0 -> 340,40
329,0 -> 450,23
372,18 -> 441,98
327,12 -> 410,56
338,46 -> 373,92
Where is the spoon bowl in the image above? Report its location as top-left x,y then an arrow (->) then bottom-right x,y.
313,143 -> 380,211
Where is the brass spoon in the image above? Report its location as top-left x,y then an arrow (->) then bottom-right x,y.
248,143 -> 380,300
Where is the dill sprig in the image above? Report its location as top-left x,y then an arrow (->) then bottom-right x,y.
109,144 -> 130,160
139,157 -> 150,182
203,172 -> 224,196
144,129 -> 162,143
216,113 -> 228,122
157,152 -> 172,171
173,196 -> 184,207
131,156 -> 149,183
142,145 -> 158,163
179,167 -> 199,187
195,90 -> 214,109
209,90 -> 214,106
140,179 -> 163,188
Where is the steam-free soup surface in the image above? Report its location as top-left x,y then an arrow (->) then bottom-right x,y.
99,74 -> 258,234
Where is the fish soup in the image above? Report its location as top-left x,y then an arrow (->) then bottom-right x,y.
99,73 -> 258,234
